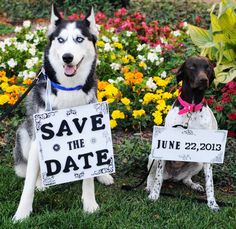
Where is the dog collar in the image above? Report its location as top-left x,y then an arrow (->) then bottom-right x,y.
178,91 -> 206,115
43,72 -> 83,91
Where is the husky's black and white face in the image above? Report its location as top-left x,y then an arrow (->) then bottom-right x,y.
45,5 -> 98,87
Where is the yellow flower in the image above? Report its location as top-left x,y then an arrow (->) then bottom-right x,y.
162,92 -> 172,100
0,82 -> 9,91
127,54 -> 135,62
97,40 -> 105,47
0,70 -> 6,78
121,66 -> 129,74
107,98 -> 115,104
114,42 -> 123,49
152,110 -> 163,125
121,97 -> 130,106
122,56 -> 129,64
156,100 -> 166,111
139,61 -> 147,69
142,93 -> 155,105
111,110 -> 125,119
110,53 -> 116,60
173,89 -> 178,97
153,76 -> 168,87
110,119 -> 117,129
0,94 -> 9,105
163,105 -> 172,114
132,109 -> 145,118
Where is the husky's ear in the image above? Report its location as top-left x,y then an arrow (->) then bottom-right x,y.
85,7 -> 99,39
48,4 -> 62,36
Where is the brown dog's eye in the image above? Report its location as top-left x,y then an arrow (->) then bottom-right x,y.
188,65 -> 195,70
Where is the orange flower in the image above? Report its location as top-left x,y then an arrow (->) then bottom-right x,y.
124,71 -> 143,85
23,78 -> 33,85
98,80 -> 109,91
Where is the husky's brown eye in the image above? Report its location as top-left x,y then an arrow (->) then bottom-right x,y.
75,37 -> 84,43
58,37 -> 65,43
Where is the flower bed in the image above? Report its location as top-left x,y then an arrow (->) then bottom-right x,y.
0,9 -> 235,134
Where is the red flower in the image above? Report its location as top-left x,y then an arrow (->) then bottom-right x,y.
206,96 -> 215,106
228,131 -> 236,138
195,15 -> 201,24
228,112 -> 236,120
222,94 -> 231,103
214,105 -> 224,112
226,80 -> 236,89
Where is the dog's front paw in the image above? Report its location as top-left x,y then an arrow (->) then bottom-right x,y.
12,206 -> 32,222
97,174 -> 114,186
148,192 -> 160,201
192,183 -> 204,193
208,200 -> 220,212
83,200 -> 100,213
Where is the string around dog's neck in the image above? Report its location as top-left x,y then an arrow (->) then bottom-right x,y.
177,88 -> 206,115
42,71 -> 83,91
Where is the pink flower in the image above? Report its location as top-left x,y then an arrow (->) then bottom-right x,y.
226,80 -> 236,89
195,15 -> 201,24
114,8 -> 127,17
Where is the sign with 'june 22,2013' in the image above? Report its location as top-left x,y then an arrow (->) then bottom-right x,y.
33,102 -> 115,187
151,126 -> 228,163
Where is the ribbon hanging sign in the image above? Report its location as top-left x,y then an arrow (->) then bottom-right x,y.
150,126 -> 228,163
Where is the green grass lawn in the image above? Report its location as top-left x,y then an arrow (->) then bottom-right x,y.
0,150 -> 236,229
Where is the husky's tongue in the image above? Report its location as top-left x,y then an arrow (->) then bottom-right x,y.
64,65 -> 76,76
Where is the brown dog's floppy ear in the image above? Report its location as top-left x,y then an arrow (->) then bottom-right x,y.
176,62 -> 185,83
208,60 -> 215,86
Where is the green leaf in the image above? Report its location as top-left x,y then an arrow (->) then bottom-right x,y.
211,13 -> 222,33
223,48 -> 236,61
188,24 -> 216,48
214,67 -> 236,85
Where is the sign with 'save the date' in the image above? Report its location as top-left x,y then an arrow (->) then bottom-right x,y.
151,126 -> 227,163
33,102 -> 115,187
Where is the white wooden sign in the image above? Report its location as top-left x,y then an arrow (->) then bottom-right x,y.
33,102 -> 115,187
151,126 -> 227,163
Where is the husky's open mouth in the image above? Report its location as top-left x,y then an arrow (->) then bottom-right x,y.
63,57 -> 84,77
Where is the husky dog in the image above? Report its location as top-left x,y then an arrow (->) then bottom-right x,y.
13,5 -> 113,222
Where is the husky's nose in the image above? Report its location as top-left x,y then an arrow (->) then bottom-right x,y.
62,53 -> 74,64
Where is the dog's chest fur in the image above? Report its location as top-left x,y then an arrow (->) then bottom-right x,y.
49,89 -> 96,109
165,106 -> 217,129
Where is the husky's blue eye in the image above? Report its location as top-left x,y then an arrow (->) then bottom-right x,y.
58,37 -> 65,43
75,37 -> 84,43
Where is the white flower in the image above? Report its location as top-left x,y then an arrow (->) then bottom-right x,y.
22,70 -> 36,79
160,57 -> 164,63
172,30 -> 181,37
16,41 -> 28,52
97,59 -> 101,65
7,58 -> 18,68
0,41 -> 5,51
117,77 -> 124,82
33,38 -> 39,45
0,63 -> 6,68
147,52 -> 157,63
154,44 -> 162,53
155,61 -> 160,66
183,22 -> 188,28
146,77 -> 157,91
14,26 -> 22,33
137,55 -> 146,62
160,71 -> 167,78
23,20 -> 31,28
126,31 -> 132,37
112,36 -> 119,42
137,44 -> 146,51
139,99 -> 143,103
29,46 -> 36,56
104,43 -> 113,52
108,79 -> 115,84
26,33 -> 34,41
110,63 -> 121,71
4,38 -> 12,46
26,59 -> 34,69
102,36 -> 110,43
